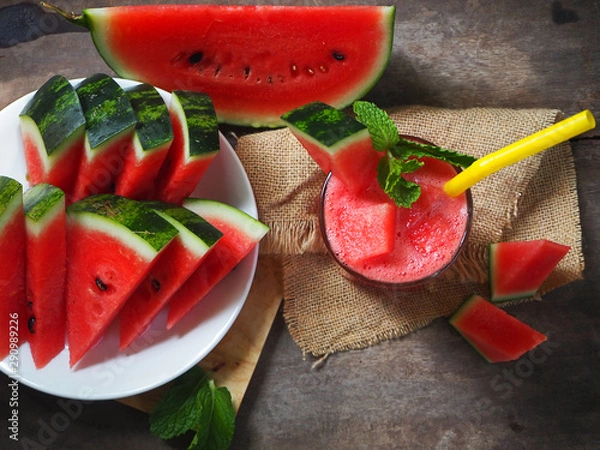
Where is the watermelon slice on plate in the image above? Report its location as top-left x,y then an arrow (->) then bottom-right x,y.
166,199 -> 269,330
0,177 -> 27,360
65,194 -> 178,367
23,183 -> 67,369
450,294 -> 547,363
119,201 -> 223,350
489,239 -> 571,302
46,4 -> 395,127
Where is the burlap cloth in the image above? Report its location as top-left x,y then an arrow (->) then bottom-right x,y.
234,106 -> 584,358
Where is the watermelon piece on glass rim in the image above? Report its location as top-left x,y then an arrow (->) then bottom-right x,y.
119,201 -> 222,350
166,199 -> 269,330
23,183 -> 67,369
0,177 -> 27,360
154,91 -> 220,205
65,194 -> 178,367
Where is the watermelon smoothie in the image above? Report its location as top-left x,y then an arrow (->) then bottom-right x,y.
320,155 -> 472,287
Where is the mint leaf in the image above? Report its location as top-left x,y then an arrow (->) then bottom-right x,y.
189,380 -> 235,450
353,101 -> 399,151
377,157 -> 423,208
391,138 -> 477,168
150,366 -> 208,439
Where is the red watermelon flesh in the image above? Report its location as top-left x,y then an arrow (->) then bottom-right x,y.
489,239 -> 571,302
23,184 -> 66,369
166,199 -> 269,330
450,294 -> 547,362
65,5 -> 395,127
115,141 -> 170,200
0,177 -> 27,359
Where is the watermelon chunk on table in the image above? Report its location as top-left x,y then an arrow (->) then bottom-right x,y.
0,177 -> 27,359
23,183 -> 67,368
166,199 -> 269,330
489,239 -> 571,302
449,294 -> 547,363
65,195 -> 178,367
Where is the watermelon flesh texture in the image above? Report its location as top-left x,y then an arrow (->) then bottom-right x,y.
450,294 -> 547,362
0,177 -> 27,359
489,239 -> 571,302
166,199 -> 269,330
23,184 -> 67,369
75,5 -> 395,127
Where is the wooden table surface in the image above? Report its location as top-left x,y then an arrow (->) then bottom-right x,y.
1,1 -> 598,449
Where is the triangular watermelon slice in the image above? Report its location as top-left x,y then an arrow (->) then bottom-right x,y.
119,201 -> 222,350
489,239 -> 571,302
65,194 -> 178,367
23,183 -> 67,369
166,199 -> 269,330
450,294 -> 547,362
0,177 -> 27,360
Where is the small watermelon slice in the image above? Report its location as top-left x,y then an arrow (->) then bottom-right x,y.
65,194 -> 178,367
71,73 -> 137,202
166,199 -> 269,330
114,83 -> 174,200
23,183 -> 66,368
46,4 -> 395,127
282,101 -> 381,192
489,239 -> 571,302
19,74 -> 86,195
450,294 -> 547,362
154,91 -> 220,205
119,201 -> 223,350
0,177 -> 27,359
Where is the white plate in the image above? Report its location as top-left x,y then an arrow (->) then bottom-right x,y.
0,78 -> 259,400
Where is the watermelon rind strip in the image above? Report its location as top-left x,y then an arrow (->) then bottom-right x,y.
0,177 -> 23,232
23,184 -> 65,237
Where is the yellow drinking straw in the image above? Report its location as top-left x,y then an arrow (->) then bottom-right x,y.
444,110 -> 596,197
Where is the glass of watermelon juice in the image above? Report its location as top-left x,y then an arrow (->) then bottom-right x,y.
319,137 -> 473,289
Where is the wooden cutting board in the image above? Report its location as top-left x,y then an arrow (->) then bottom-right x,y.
118,255 -> 283,413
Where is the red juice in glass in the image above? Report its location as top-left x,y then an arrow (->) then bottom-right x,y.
320,155 -> 472,288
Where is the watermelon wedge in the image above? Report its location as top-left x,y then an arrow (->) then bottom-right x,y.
114,83 -> 174,200
166,199 -> 269,330
23,183 -> 66,368
0,177 -> 26,360
19,74 -> 86,195
65,194 -> 178,367
71,73 -> 137,202
282,101 -> 381,192
154,91 -> 220,204
119,202 -> 222,350
489,239 -> 571,302
450,294 -> 547,362
46,4 -> 395,127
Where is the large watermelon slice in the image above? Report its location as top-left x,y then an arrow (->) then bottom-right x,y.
114,83 -> 174,200
449,294 -> 547,362
0,177 -> 27,360
19,74 -> 86,195
489,239 -> 571,302
154,91 -> 220,204
166,199 -> 269,330
282,101 -> 381,192
23,183 -> 66,369
119,201 -> 222,350
65,194 -> 178,367
45,4 -> 395,127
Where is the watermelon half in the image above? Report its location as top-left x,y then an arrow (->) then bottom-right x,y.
48,4 -> 395,127
0,177 -> 27,360
23,183 -> 67,369
166,199 -> 269,330
450,294 -> 547,363
119,202 -> 222,350
489,239 -> 571,302
65,194 -> 178,367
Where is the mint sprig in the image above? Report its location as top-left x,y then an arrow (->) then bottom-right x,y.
150,366 -> 235,450
353,101 -> 477,208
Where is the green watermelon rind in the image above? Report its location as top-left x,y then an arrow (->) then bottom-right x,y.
23,184 -> 66,236
126,83 -> 174,152
67,195 -> 179,259
0,177 -> 23,231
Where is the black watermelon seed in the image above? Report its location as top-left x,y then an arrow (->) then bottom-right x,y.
151,278 -> 161,292
188,52 -> 204,64
332,51 -> 345,61
28,316 -> 36,334
95,277 -> 108,291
